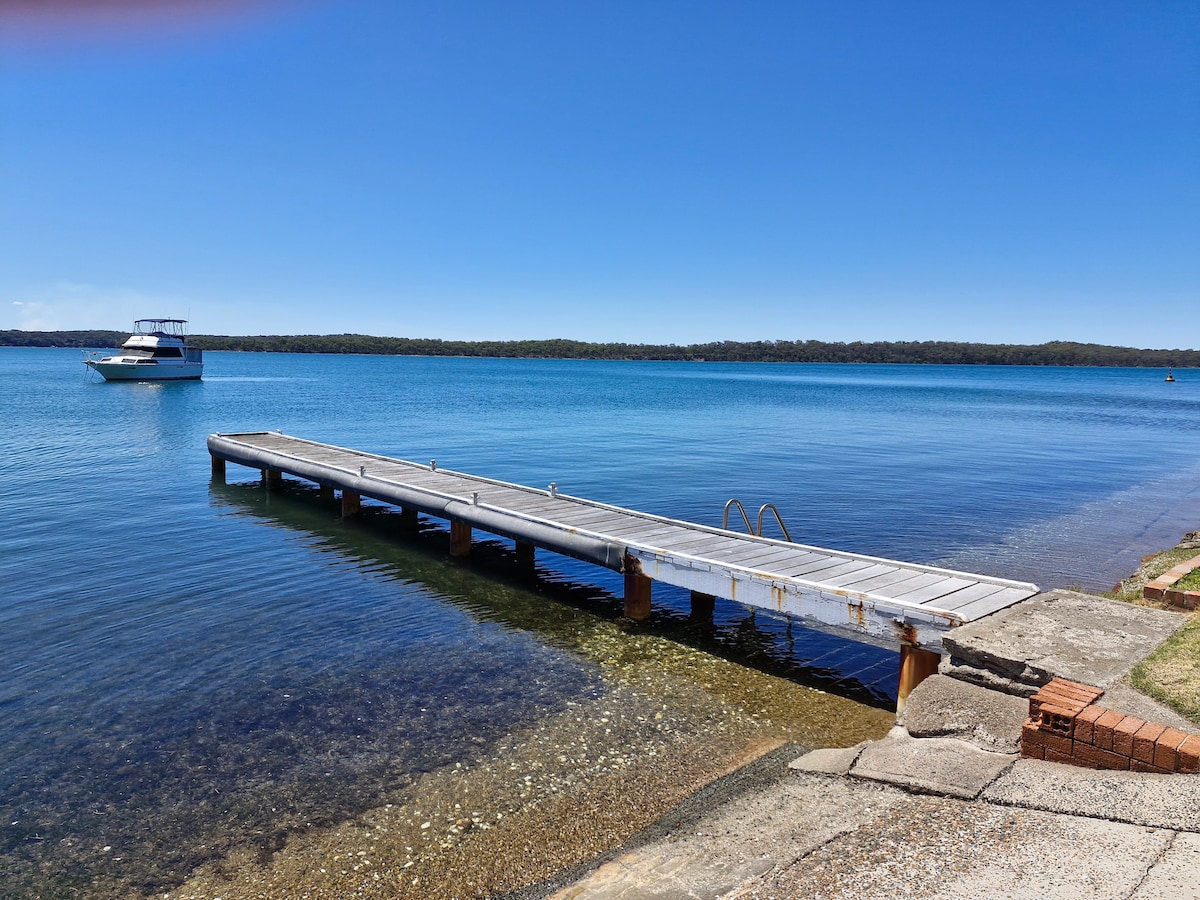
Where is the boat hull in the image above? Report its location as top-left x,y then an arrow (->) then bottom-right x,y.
85,360 -> 203,381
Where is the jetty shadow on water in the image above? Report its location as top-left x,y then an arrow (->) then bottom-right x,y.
208,477 -> 900,710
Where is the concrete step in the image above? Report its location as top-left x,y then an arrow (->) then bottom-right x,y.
939,589 -> 1186,696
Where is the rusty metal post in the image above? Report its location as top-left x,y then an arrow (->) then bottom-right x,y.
211,455 -> 226,482
450,521 -> 472,557
624,555 -> 652,620
896,643 -> 940,717
341,489 -> 361,517
264,468 -> 282,491
690,590 -> 715,623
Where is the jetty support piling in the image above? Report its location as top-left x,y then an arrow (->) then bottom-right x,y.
516,540 -> 536,570
207,432 -> 1041,703
399,507 -> 420,534
211,455 -> 226,482
264,468 -> 282,492
624,556 -> 652,620
690,591 -> 716,623
319,483 -> 334,500
451,521 -> 472,557
896,643 -> 941,717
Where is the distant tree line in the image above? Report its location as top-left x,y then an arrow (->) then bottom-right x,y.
2,329 -> 1195,367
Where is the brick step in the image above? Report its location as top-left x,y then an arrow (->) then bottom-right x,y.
1022,678 -> 1200,774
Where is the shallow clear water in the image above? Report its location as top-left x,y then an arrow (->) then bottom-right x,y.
1,349 -> 1197,895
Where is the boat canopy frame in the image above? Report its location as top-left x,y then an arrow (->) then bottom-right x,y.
132,318 -> 190,338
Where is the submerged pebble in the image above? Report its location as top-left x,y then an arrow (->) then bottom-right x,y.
156,629 -> 892,900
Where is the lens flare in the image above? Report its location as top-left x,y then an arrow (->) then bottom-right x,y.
0,0 -> 301,46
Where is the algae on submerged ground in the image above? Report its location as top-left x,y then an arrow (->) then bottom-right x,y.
154,625 -> 894,900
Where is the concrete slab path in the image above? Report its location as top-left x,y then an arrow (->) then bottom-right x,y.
538,591 -> 1200,900
545,762 -> 1199,900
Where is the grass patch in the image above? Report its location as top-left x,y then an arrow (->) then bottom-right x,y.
1106,547 -> 1200,605
1175,567 -> 1200,593
1130,614 -> 1200,723
1105,538 -> 1200,726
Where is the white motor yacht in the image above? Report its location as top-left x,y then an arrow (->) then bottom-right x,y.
84,319 -> 204,381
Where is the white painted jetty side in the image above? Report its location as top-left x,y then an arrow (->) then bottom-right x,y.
207,432 -> 1039,657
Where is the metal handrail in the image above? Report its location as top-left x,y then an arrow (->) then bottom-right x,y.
722,498 -> 754,535
756,504 -> 792,542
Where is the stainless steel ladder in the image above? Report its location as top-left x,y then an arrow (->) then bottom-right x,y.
722,498 -> 792,542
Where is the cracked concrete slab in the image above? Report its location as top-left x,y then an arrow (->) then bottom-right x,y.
736,795 -> 1174,900
941,590 -> 1187,694
786,742 -> 867,776
1132,832 -> 1200,899
548,774 -> 903,900
983,758 -> 1200,832
546,754 -> 1200,900
849,727 -> 1016,798
901,673 -> 1029,752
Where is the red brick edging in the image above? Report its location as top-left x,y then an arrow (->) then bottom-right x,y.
1143,553 -> 1200,609
1021,678 -> 1200,773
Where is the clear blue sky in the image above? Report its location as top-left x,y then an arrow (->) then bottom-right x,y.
1,1 -> 1196,346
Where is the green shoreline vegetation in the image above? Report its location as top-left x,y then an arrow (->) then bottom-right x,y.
3,330 -> 1199,366
1108,535 -> 1200,725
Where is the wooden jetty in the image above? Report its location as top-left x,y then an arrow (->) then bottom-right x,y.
208,431 -> 1040,709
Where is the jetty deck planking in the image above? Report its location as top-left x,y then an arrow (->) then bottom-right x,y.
207,432 -> 1041,673
889,578 -> 977,604
825,563 -> 901,588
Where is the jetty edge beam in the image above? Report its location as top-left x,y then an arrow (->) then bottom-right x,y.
208,431 -> 1040,708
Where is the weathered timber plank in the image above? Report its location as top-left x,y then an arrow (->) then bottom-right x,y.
864,571 -> 947,598
487,496 -> 565,516
417,475 -> 495,495
682,537 -> 800,561
780,555 -> 858,578
840,569 -> 929,594
364,470 -> 449,488
790,559 -> 878,584
265,448 -> 353,469
647,533 -> 758,556
368,463 -> 443,479
286,448 -> 351,464
600,522 -> 686,542
545,508 -> 637,529
889,577 -> 976,605
768,551 -> 839,574
950,586 -> 1040,620
822,563 -> 901,588
729,547 -> 815,571
921,581 -> 1008,612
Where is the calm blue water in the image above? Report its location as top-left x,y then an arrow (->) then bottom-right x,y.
1,349 -> 1197,896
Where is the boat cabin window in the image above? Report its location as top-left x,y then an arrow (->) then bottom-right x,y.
119,349 -> 154,359
151,347 -> 184,358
